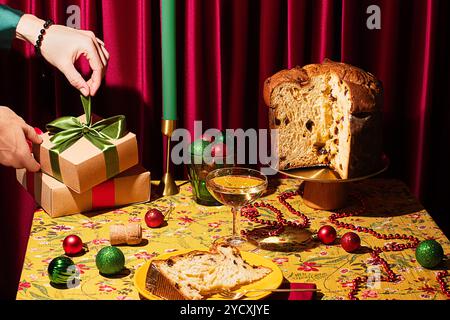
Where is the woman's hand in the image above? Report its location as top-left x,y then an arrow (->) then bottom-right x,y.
16,14 -> 109,96
0,106 -> 42,172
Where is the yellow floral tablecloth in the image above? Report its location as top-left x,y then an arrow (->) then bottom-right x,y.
17,179 -> 450,300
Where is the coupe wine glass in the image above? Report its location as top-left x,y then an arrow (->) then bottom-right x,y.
206,167 -> 268,249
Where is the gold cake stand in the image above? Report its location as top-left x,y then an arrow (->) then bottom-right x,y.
279,154 -> 390,210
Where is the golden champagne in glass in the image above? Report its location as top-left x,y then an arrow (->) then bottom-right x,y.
206,168 -> 268,249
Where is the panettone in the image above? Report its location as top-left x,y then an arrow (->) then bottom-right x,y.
264,59 -> 383,178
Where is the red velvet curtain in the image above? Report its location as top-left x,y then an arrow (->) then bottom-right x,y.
1,0 -> 449,299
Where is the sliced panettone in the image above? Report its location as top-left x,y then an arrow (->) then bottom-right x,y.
264,59 -> 383,179
145,244 -> 272,300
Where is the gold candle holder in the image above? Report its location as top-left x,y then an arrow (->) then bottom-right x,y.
158,119 -> 179,196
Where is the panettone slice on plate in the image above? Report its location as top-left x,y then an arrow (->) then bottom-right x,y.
145,244 -> 272,300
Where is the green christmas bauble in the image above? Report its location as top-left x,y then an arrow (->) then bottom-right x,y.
190,139 -> 210,156
96,246 -> 125,275
415,240 -> 444,269
48,256 -> 77,285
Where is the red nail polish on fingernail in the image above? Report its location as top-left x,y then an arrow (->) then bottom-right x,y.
34,127 -> 43,135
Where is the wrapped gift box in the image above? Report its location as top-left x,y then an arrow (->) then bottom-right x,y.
33,114 -> 139,193
17,165 -> 150,218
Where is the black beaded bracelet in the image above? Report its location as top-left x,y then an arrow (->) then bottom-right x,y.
34,19 -> 54,56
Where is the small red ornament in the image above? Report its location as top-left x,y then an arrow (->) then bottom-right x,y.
62,235 -> 84,256
341,232 -> 361,253
145,209 -> 165,228
210,142 -> 227,157
317,225 -> 337,244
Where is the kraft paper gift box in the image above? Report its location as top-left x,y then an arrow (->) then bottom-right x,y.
33,96 -> 139,193
16,165 -> 151,218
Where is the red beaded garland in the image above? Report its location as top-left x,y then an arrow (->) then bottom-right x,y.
437,271 -> 450,298
328,194 -> 424,299
240,190 -> 310,238
240,190 -> 449,300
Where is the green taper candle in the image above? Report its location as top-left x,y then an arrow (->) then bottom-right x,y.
161,0 -> 177,120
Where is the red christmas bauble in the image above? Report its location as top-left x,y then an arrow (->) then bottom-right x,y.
210,142 -> 227,157
145,209 -> 165,228
341,232 -> 361,253
317,225 -> 337,244
62,235 -> 84,256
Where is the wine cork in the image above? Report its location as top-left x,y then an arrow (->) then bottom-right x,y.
110,223 -> 142,245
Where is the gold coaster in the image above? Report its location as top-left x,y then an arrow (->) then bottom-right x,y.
246,226 -> 313,252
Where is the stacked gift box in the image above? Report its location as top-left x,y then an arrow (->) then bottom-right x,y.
16,97 -> 151,218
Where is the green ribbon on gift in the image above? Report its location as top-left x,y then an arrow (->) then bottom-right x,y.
46,96 -> 127,182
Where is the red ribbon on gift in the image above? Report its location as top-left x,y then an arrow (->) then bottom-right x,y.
26,171 -> 35,197
24,169 -> 115,210
92,179 -> 116,209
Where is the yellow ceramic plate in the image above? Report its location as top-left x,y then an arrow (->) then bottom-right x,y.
134,249 -> 283,300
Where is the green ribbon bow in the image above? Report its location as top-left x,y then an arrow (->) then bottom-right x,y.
46,95 -> 127,182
